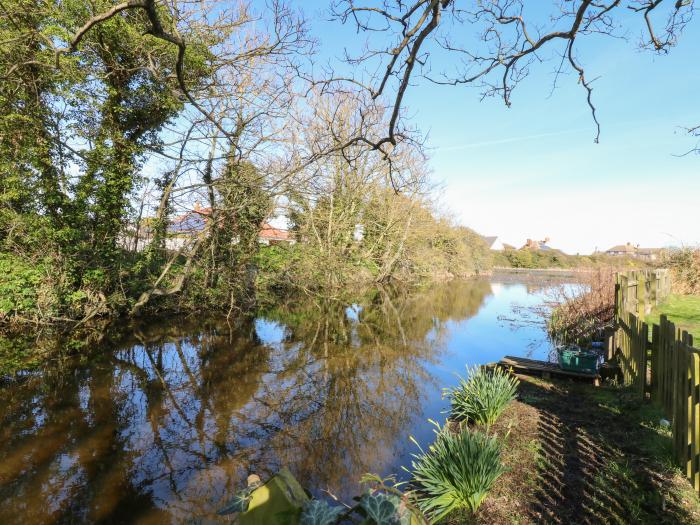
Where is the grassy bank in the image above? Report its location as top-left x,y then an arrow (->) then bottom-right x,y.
647,294 -> 700,341
456,375 -> 700,524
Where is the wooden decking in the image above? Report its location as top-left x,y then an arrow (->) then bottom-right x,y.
498,355 -> 600,384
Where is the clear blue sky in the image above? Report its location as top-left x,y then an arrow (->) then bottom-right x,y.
297,1 -> 700,254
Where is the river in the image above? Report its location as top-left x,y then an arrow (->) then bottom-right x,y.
0,273 -> 575,524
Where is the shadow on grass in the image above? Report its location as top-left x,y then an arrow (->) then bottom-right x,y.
518,378 -> 697,525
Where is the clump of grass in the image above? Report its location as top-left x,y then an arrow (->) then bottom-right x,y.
409,424 -> 506,521
444,365 -> 519,430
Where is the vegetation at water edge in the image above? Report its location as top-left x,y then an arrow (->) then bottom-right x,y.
444,366 -> 519,430
410,424 -> 507,521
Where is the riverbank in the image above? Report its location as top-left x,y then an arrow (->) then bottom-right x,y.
493,267 -> 597,275
454,375 -> 700,524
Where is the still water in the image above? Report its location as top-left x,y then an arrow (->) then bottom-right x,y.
0,275 -> 570,524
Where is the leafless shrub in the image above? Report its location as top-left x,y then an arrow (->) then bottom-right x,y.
546,269 -> 617,344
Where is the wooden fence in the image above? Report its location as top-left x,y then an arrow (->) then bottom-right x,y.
613,269 -> 700,494
615,268 -> 671,318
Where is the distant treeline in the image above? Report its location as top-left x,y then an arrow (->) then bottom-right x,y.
491,248 -> 651,270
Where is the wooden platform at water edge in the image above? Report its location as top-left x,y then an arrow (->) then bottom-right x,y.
497,355 -> 600,385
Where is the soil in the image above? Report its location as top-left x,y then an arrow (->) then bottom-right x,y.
449,375 -> 700,525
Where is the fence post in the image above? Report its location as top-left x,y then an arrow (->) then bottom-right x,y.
690,341 -> 700,494
605,326 -> 615,362
684,333 -> 695,486
613,282 -> 620,359
673,325 -> 681,464
637,272 -> 646,319
651,323 -> 660,399
640,321 -> 649,397
665,317 -> 673,415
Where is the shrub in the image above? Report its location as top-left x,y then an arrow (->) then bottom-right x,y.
504,248 -> 534,268
546,269 -> 616,344
664,247 -> 700,295
410,425 -> 506,520
0,253 -> 55,319
444,365 -> 519,429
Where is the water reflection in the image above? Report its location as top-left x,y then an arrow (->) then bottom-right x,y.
0,278 -> 519,524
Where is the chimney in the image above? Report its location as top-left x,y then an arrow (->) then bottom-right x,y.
194,201 -> 201,212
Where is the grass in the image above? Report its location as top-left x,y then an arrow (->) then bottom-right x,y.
449,375 -> 700,525
647,294 -> 700,341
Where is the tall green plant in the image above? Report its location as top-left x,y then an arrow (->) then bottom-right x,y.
444,365 -> 519,430
409,424 -> 506,521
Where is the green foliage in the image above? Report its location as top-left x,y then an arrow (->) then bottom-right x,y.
494,247 -> 650,270
0,0 -> 491,329
503,248 -> 535,268
664,247 -> 700,295
359,492 -> 406,525
0,0 -> 218,323
254,244 -> 300,298
215,470 -> 425,525
299,500 -> 345,525
0,254 -> 53,318
410,425 -> 506,521
444,366 -> 519,428
0,334 -> 42,375
501,247 -> 570,269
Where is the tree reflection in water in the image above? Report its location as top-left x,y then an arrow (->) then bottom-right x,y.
0,279 -> 492,524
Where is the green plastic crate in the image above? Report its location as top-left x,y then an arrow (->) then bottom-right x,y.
558,348 -> 599,374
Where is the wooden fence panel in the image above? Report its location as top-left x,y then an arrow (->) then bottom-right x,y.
613,270 -> 698,496
691,350 -> 700,493
652,323 -> 660,399
665,317 -> 675,416
673,328 -> 683,466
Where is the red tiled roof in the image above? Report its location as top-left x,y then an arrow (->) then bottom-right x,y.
259,223 -> 290,240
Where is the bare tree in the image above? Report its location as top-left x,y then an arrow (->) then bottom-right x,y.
330,0 -> 696,145
123,1 -> 315,313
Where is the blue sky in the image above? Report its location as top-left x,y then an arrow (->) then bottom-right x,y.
300,1 -> 700,254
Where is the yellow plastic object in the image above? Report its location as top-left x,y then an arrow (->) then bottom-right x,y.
239,468 -> 309,525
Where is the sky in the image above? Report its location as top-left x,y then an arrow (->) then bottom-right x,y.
299,1 -> 700,254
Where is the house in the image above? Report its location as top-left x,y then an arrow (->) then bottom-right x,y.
166,204 -> 211,250
522,237 -> 553,251
164,203 -> 295,249
605,242 -> 638,257
259,224 -> 295,245
482,235 -> 498,249
605,243 -> 662,261
637,248 -> 662,261
481,235 -> 509,251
